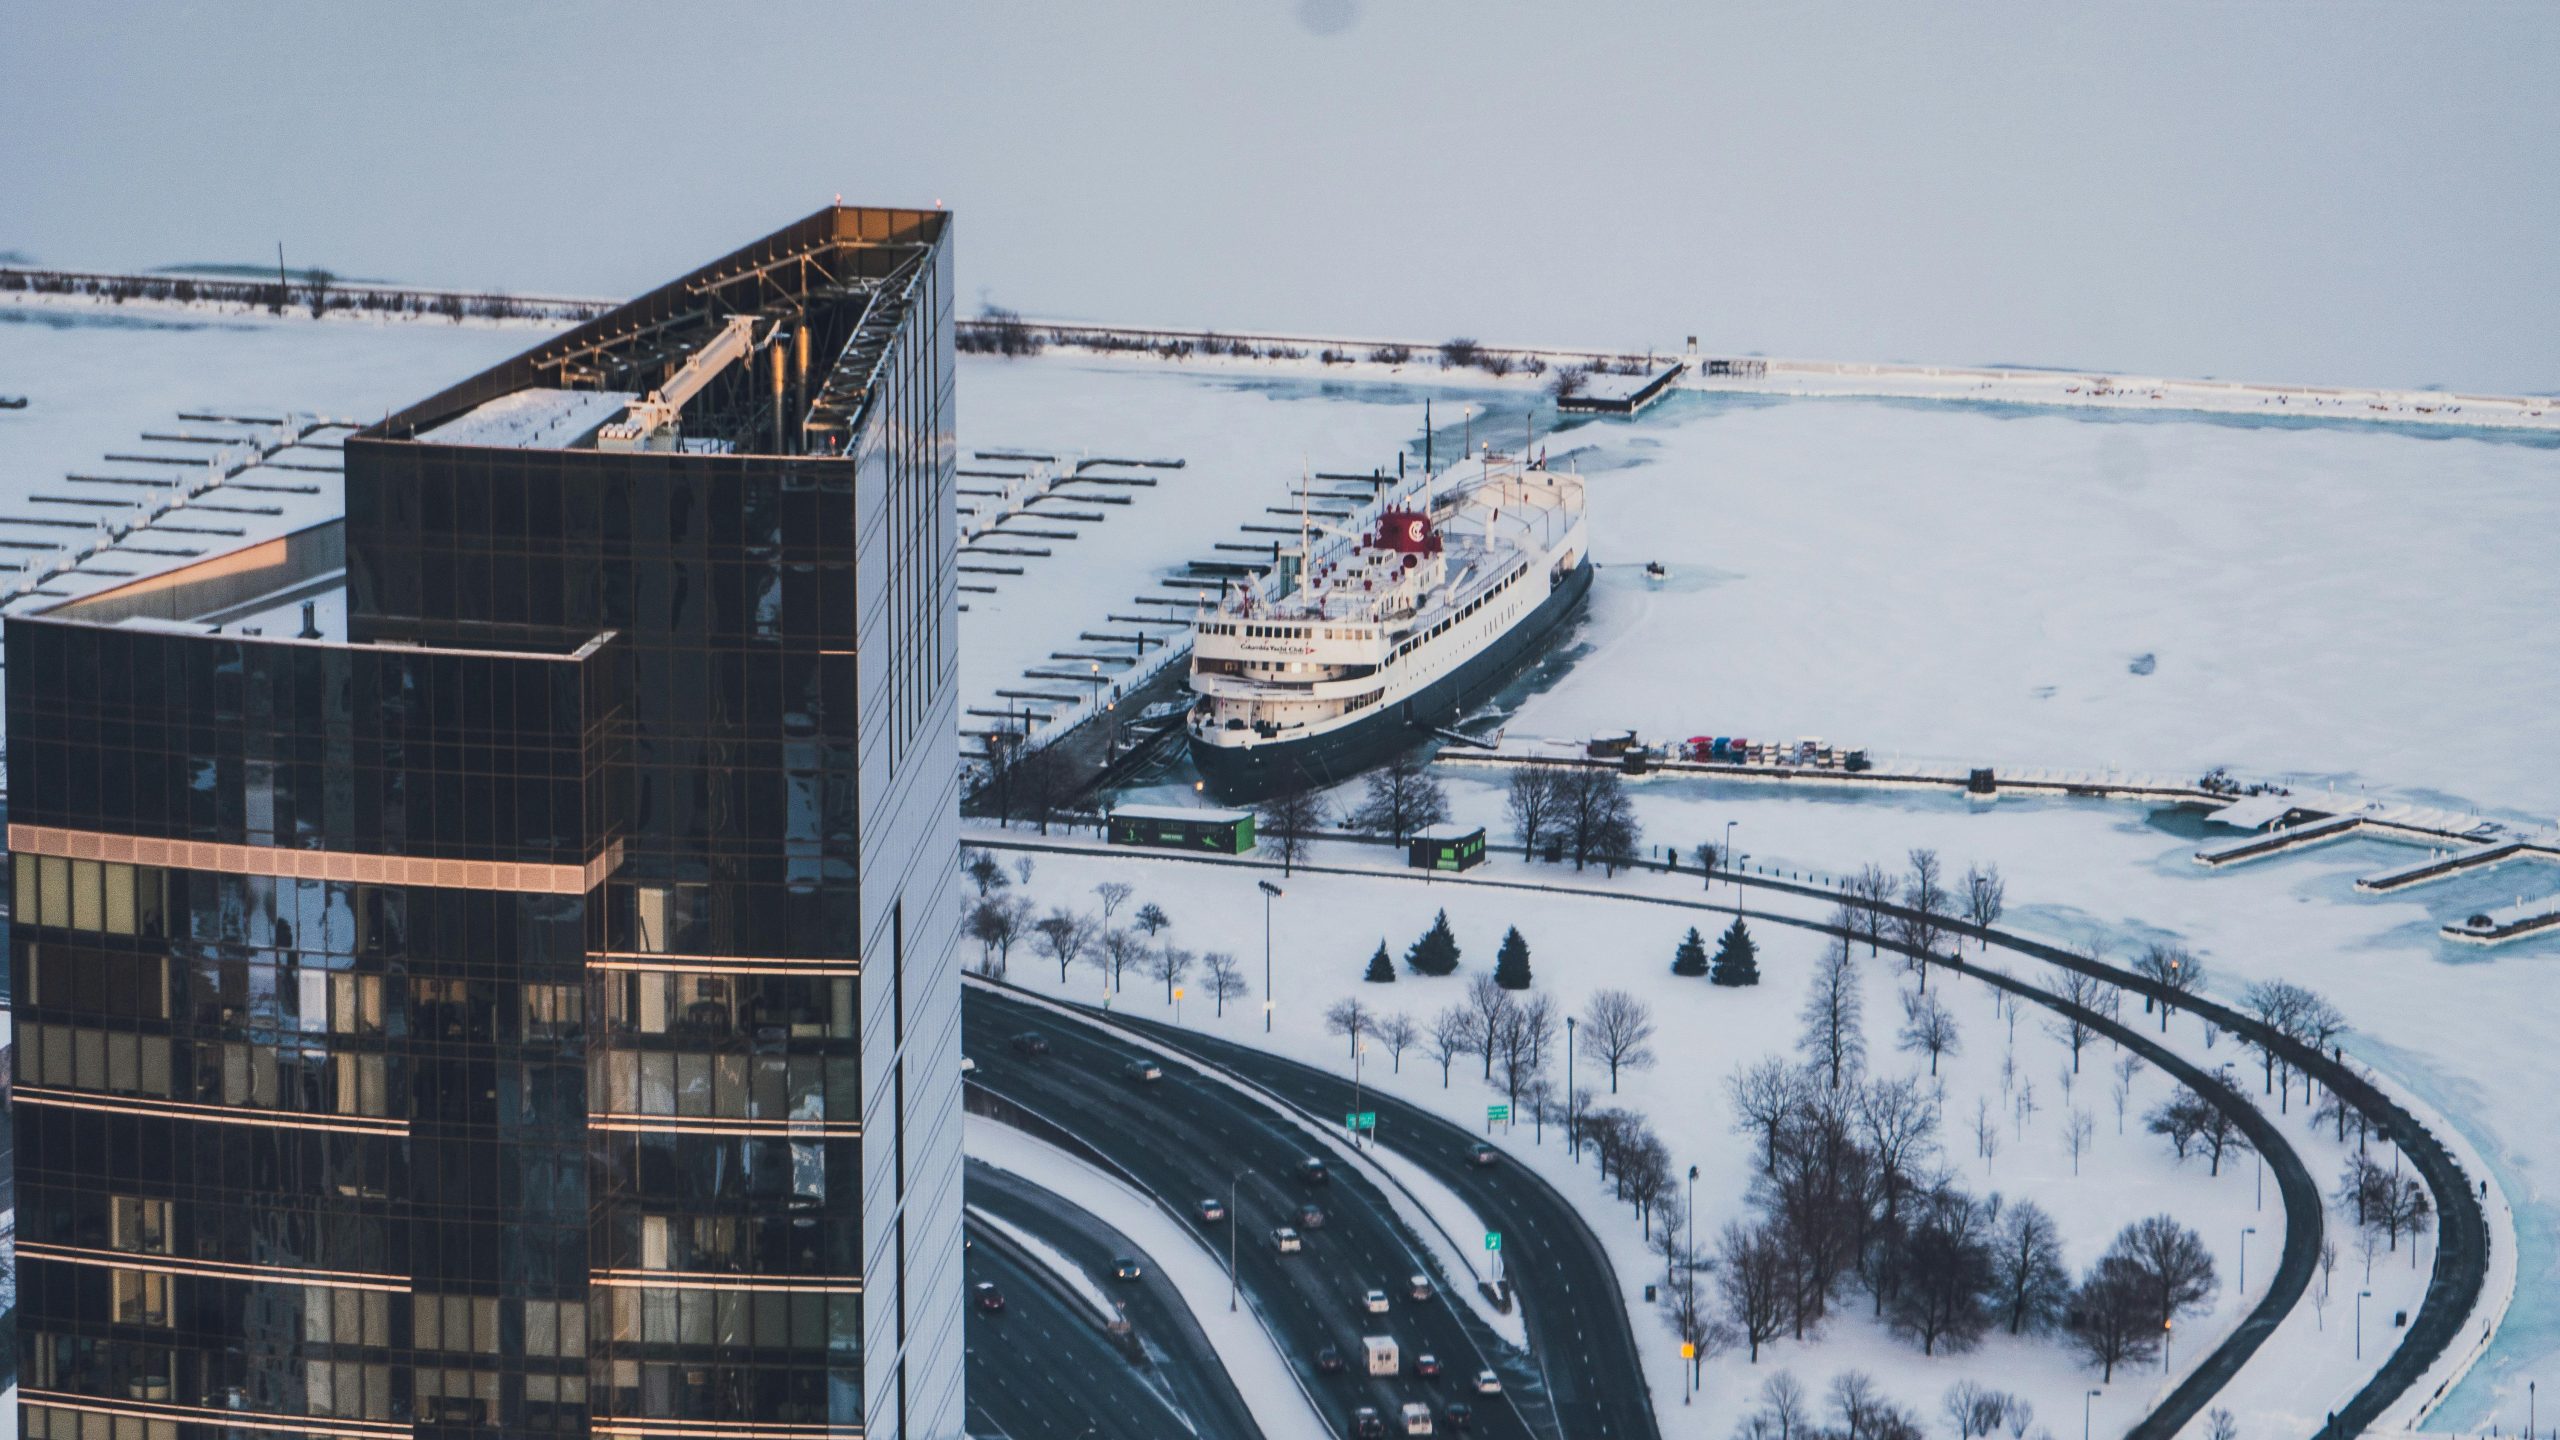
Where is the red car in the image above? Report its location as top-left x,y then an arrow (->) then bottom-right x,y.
1414,1353 -> 1442,1379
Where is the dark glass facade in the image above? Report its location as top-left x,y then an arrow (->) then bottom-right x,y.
7,205 -> 962,1440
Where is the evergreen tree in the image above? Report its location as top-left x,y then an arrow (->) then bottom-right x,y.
1670,926 -> 1710,977
1493,927 -> 1533,991
1405,909 -> 1461,977
1364,941 -> 1397,984
1710,918 -> 1761,987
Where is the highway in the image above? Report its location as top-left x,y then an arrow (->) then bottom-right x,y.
965,1209 -> 1193,1440
970,1160 -> 1265,1440
965,985 -> 1542,1440
1087,1009 -> 1660,1440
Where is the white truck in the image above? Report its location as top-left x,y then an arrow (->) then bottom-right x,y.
1400,1401 -> 1434,1434
1362,1335 -> 1399,1376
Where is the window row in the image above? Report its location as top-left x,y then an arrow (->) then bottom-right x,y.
21,1404 -> 179,1440
597,1047 -> 852,1121
603,1284 -> 858,1352
21,1023 -> 394,1116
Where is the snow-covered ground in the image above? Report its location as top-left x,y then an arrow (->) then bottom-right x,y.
964,830 -> 2459,1438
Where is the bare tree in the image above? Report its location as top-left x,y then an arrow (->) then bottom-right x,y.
1961,863 -> 2006,950
2132,943 -> 2203,1032
2113,1214 -> 2220,1326
1581,989 -> 1658,1093
1495,993 -> 1559,1113
1844,863 -> 1895,955
1943,1381 -> 2012,1439
1559,766 -> 1641,872
1859,1075 -> 1942,1234
2064,1255 -> 2157,1382
1897,988 -> 1961,1077
1323,996 -> 1372,1058
1202,950 -> 1246,1017
1093,881 -> 1134,935
2046,968 -> 2108,1073
1375,1012 -> 1419,1073
1145,944 -> 1194,1004
1988,1200 -> 2071,1335
2111,1053 -> 2140,1135
1033,908 -> 1096,985
1798,933 -> 1866,1088
1133,901 -> 1171,940
1900,848 -> 1950,968
1972,1095 -> 2001,1169
2205,1410 -> 2240,1440
1349,753 -> 1449,842
1727,1056 -> 1809,1172
1428,1004 -> 1481,1087
1466,974 -> 1515,1081
1505,765 -> 1563,860
1258,782 -> 1324,876
2064,1108 -> 2095,1175
1718,1221 -> 1790,1363
1095,925 -> 1145,998
964,848 -> 1012,899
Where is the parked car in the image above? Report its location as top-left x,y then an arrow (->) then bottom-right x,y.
1362,1288 -> 1390,1314
1315,1345 -> 1346,1375
1413,1352 -> 1441,1378
1113,1257 -> 1143,1282
1122,1059 -> 1163,1083
1468,1143 -> 1498,1167
1300,1156 -> 1331,1185
1196,1197 -> 1228,1223
1298,1203 -> 1328,1229
1472,1369 -> 1501,1395
1010,1032 -> 1050,1056
1408,1274 -> 1435,1302
973,1282 -> 1005,1313
1273,1227 -> 1302,1254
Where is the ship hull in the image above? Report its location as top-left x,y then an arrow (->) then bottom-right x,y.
1189,557 -> 1594,803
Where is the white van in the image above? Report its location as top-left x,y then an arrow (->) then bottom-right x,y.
1401,1401 -> 1435,1435
1362,1335 -> 1399,1376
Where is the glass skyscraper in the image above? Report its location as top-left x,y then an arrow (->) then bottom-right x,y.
6,205 -> 963,1439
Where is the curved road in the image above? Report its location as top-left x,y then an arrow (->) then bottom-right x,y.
966,1213 -> 1191,1440
1091,1006 -> 1660,1440
970,1160 -> 1264,1440
967,832 -> 2431,1436
965,985 -> 1543,1440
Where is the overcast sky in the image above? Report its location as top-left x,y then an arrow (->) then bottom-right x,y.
6,2 -> 2554,392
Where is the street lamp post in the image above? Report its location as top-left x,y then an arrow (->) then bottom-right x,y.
2256,1150 -> 2264,1212
1351,1040 -> 1368,1149
2163,1317 -> 2174,1375
1724,821 -> 1739,917
1565,1017 -> 1578,1159
1229,1171 -> 1246,1312
1685,1162 -> 1700,1403
2240,1225 -> 2257,1299
1258,880 -> 1284,1034
2084,1389 -> 2102,1440
2356,1289 -> 2372,1360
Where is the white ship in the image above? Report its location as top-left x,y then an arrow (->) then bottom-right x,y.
1186,453 -> 1591,799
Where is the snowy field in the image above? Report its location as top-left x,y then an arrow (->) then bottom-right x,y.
1119,747 -> 2548,1429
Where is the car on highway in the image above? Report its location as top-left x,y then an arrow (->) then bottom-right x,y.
1468,1142 -> 1498,1167
1441,1401 -> 1473,1430
1195,1197 -> 1227,1223
1315,1345 -> 1345,1375
1407,1274 -> 1434,1302
1362,1288 -> 1390,1314
1010,1032 -> 1050,1056
1413,1352 -> 1441,1379
1400,1401 -> 1435,1435
973,1282 -> 1005,1313
1297,1203 -> 1328,1229
1472,1369 -> 1501,1395
1300,1156 -> 1331,1184
1122,1059 -> 1164,1083
960,1056 -> 977,1075
1272,1226 -> 1302,1254
1113,1257 -> 1143,1282
1351,1407 -> 1386,1438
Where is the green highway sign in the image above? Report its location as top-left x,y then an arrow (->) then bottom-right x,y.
1344,1112 -> 1377,1132
1486,1104 -> 1510,1123
1484,1232 -> 1502,1252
